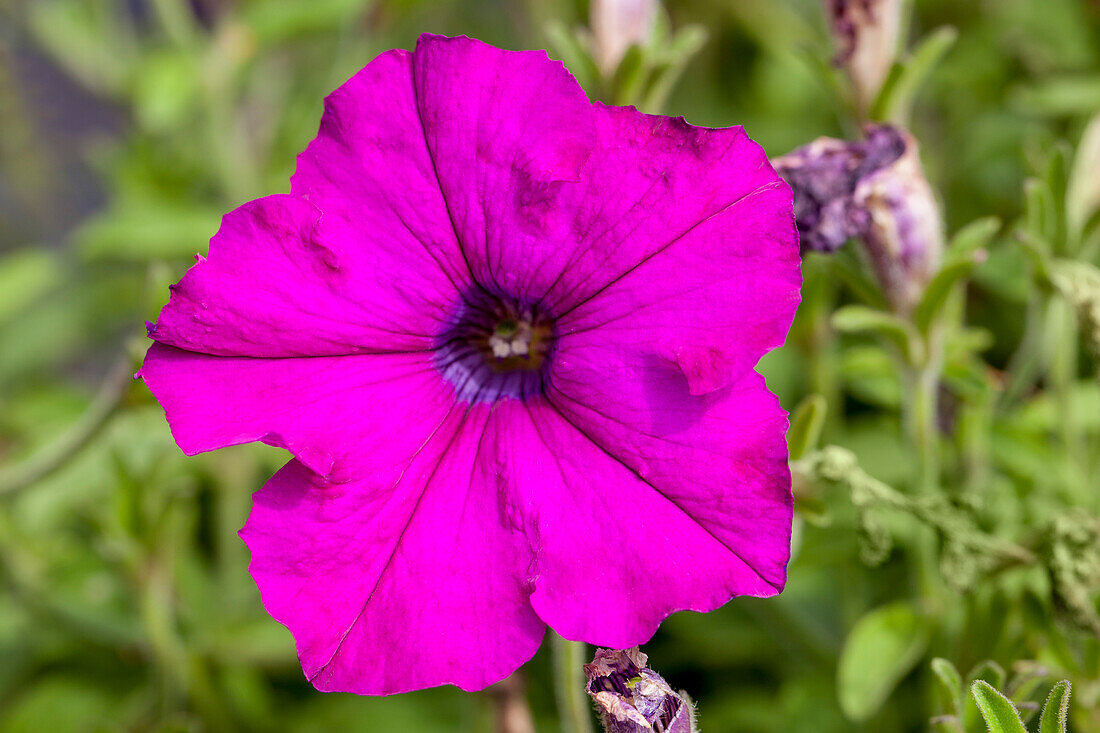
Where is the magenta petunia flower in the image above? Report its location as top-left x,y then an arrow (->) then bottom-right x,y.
138,34 -> 801,695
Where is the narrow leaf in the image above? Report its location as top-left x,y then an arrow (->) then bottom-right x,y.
610,44 -> 648,106
787,394 -> 827,461
832,305 -> 918,360
641,24 -> 707,113
830,247 -> 889,308
931,657 -> 964,717
967,661 -> 1007,691
872,26 -> 958,123
948,217 -> 1001,260
914,258 -> 977,334
544,21 -> 598,94
1039,680 -> 1072,733
970,681 -> 1027,733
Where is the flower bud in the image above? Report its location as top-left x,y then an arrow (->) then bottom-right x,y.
775,124 -> 943,313
585,648 -> 694,733
590,0 -> 659,75
1067,111 -> 1100,241
825,0 -> 902,112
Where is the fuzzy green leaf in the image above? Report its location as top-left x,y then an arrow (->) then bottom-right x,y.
970,681 -> 1027,733
1038,681 -> 1072,733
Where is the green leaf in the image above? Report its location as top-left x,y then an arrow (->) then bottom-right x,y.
837,602 -> 930,721
1038,680 -> 1072,733
1024,178 -> 1057,245
545,21 -> 599,95
76,199 -> 222,261
132,50 -> 199,132
948,217 -> 1001,261
241,0 -> 374,44
830,247 -> 889,308
841,346 -> 902,409
871,26 -> 958,123
931,657 -> 964,717
967,660 -> 1007,691
26,0 -> 135,95
610,44 -> 648,106
914,258 -> 978,334
1009,74 -> 1100,118
964,661 -> 1009,731
832,305 -> 918,361
0,677 -> 118,733
970,681 -> 1027,733
787,394 -> 827,461
1068,112 -> 1100,243
640,24 -> 707,113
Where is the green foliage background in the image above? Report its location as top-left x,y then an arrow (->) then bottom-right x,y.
1,0 -> 1099,730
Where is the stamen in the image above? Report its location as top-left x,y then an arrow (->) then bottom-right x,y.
435,294 -> 555,403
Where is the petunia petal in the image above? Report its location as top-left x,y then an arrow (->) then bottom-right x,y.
240,405 -> 545,695
483,398 -> 787,648
138,344 -> 456,482
290,47 -> 474,299
550,106 -> 790,312
557,181 -> 801,395
411,34 -> 596,297
149,194 -> 460,357
542,342 -> 795,635
453,103 -> 790,315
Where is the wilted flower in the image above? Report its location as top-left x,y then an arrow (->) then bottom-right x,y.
585,648 -> 694,733
856,126 -> 943,313
775,124 -> 942,312
825,0 -> 902,112
591,0 -> 659,74
773,126 -> 904,253
139,34 -> 801,695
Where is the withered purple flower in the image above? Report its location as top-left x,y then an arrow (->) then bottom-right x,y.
775,124 -> 942,312
585,648 -> 694,733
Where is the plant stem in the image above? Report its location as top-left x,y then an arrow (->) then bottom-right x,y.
0,354 -> 132,497
551,632 -> 593,733
905,329 -> 943,495
488,673 -> 537,733
1046,298 -> 1086,499
903,324 -> 945,606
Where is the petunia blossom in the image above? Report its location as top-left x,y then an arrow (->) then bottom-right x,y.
138,34 -> 801,696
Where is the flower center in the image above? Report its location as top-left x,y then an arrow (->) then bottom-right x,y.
434,294 -> 555,403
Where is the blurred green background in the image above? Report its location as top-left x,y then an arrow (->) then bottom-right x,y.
2,0 -> 1100,731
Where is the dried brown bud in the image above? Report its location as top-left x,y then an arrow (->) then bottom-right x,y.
825,0 -> 902,112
